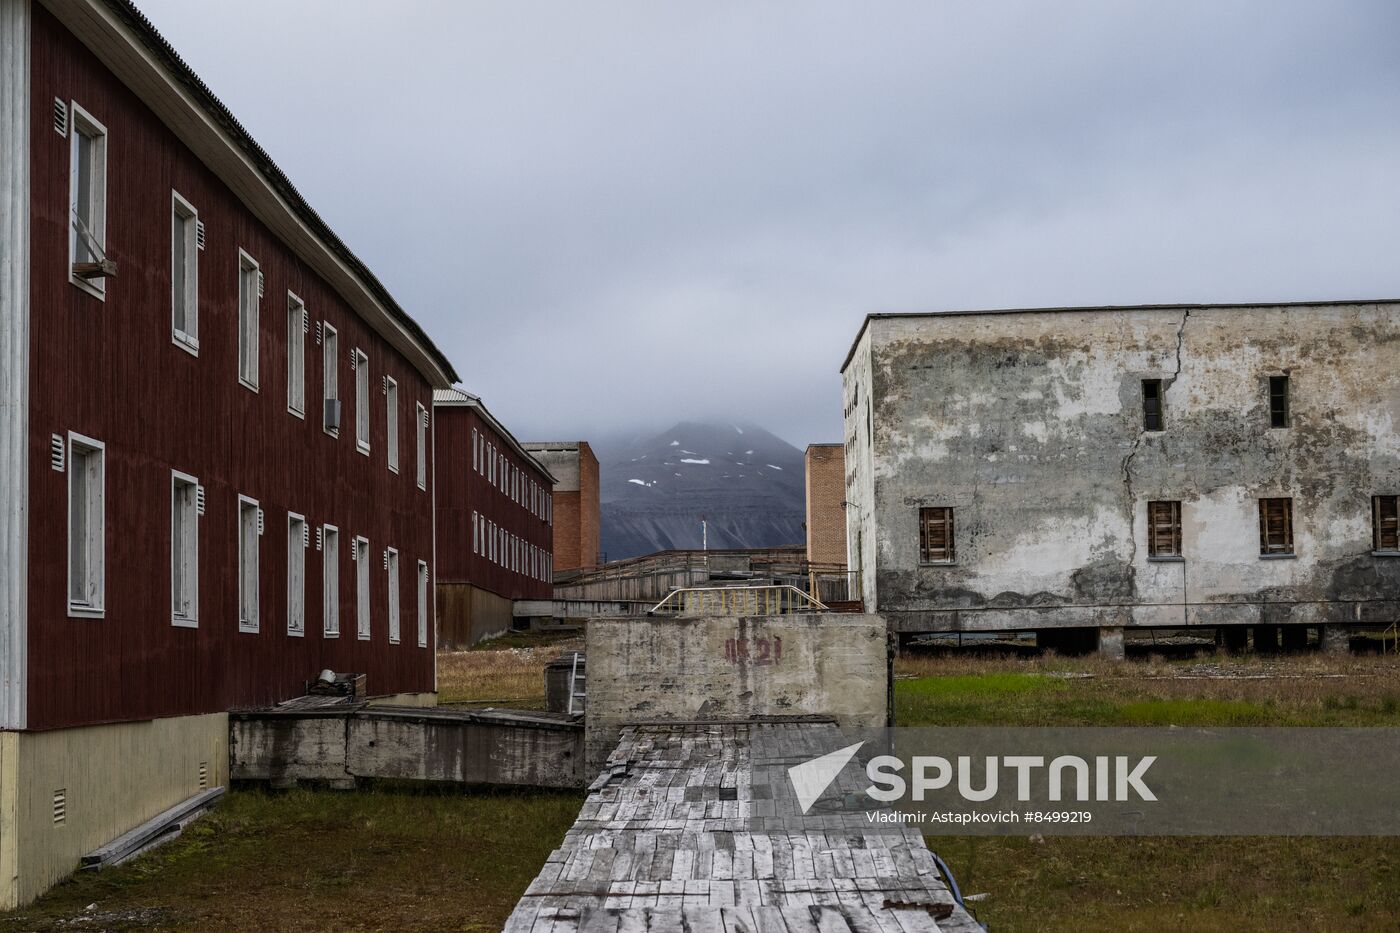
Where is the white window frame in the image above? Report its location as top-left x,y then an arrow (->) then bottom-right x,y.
287,512 -> 306,637
355,535 -> 370,639
472,428 -> 479,472
170,470 -> 200,628
238,495 -> 260,633
472,511 -> 479,554
386,547 -> 401,644
287,292 -> 306,418
416,402 -> 427,490
66,432 -> 105,618
322,322 -> 339,437
488,443 -> 495,483
417,560 -> 429,648
67,102 -> 108,300
323,524 -> 340,638
386,377 -> 399,474
237,250 -> 260,390
355,349 -> 370,454
170,190 -> 199,354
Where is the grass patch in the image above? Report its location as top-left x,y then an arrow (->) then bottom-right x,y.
436,638 -> 577,708
897,651 -> 1400,929
4,785 -> 583,933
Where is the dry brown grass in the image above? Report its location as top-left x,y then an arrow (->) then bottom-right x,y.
436,637 -> 581,708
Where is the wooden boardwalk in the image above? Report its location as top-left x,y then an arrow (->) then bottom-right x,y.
505,721 -> 982,932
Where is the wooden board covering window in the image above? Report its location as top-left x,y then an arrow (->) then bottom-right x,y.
919,507 -> 954,563
1375,495 -> 1400,551
1147,500 -> 1181,557
1259,498 -> 1294,555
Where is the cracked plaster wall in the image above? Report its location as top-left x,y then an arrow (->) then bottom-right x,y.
842,303 -> 1400,631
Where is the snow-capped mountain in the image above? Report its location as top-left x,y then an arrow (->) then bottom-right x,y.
598,421 -> 806,561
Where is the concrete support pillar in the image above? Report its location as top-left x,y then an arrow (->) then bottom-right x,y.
1321,625 -> 1351,655
1219,627 -> 1249,653
1281,625 -> 1308,651
1253,625 -> 1280,653
1097,627 -> 1125,661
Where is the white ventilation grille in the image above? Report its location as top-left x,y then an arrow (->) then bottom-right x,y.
421,409 -> 430,427
198,761 -> 209,789
350,349 -> 359,370
302,309 -> 310,334
382,549 -> 389,570
195,484 -> 206,516
50,434 -> 65,472
257,508 -> 265,535
382,375 -> 389,395
53,98 -> 68,137
195,220 -> 206,251
302,523 -> 310,548
52,789 -> 66,825
351,543 -> 358,562
315,320 -> 323,345
256,271 -> 264,298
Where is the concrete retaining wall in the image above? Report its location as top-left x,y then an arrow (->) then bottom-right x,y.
583,614 -> 890,774
230,706 -> 584,789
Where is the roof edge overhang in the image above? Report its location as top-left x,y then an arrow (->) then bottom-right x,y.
839,298 -> 1400,374
433,389 -> 558,484
46,0 -> 459,387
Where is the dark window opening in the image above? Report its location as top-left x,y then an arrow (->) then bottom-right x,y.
1147,500 -> 1182,558
1259,498 -> 1294,556
1269,375 -> 1290,429
1374,495 -> 1399,552
1142,379 -> 1163,431
919,507 -> 954,564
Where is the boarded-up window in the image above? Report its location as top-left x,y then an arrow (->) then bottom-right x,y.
287,514 -> 306,636
355,536 -> 371,640
1147,500 -> 1182,558
918,507 -> 955,563
171,471 -> 199,626
417,560 -> 429,648
1269,375 -> 1290,429
323,525 -> 340,637
1142,379 -> 1163,431
1259,498 -> 1294,555
1374,495 -> 1399,552
238,496 -> 259,632
237,252 -> 259,388
386,548 -> 400,644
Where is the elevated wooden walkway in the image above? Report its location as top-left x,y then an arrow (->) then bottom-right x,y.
505,721 -> 981,932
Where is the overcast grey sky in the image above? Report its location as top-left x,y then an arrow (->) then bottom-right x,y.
138,1 -> 1400,448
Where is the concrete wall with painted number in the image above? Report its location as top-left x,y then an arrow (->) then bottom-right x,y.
841,302 -> 1400,635
583,614 -> 890,773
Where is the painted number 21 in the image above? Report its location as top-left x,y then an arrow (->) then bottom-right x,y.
724,636 -> 782,666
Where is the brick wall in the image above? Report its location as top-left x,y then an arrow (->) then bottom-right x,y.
805,444 -> 847,567
578,442 -> 600,570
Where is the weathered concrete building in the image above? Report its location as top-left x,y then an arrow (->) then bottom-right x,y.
842,302 -> 1400,654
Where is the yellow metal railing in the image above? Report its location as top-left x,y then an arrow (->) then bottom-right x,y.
649,585 -> 828,617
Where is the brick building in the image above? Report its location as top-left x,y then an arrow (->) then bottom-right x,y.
434,389 -> 555,647
804,444 -> 847,568
524,442 -> 600,573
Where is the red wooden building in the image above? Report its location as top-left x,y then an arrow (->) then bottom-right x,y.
0,0 -> 456,906
434,389 -> 555,647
